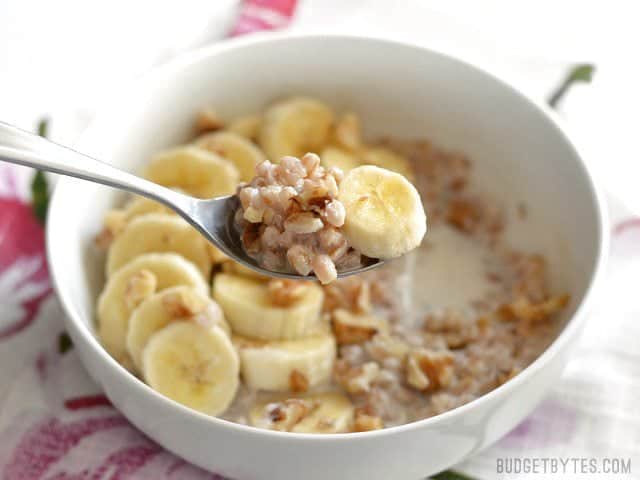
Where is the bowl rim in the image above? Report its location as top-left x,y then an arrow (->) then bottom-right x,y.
47,31 -> 609,443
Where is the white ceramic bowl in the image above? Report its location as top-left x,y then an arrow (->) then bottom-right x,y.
47,33 -> 608,480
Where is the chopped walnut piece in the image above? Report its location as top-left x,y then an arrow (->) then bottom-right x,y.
124,270 -> 157,309
243,205 -> 265,223
194,108 -> 224,134
353,282 -> 371,313
446,196 -> 503,236
352,407 -> 384,432
323,276 -> 373,313
509,253 -> 547,301
284,212 -> 324,234
287,244 -> 313,276
241,224 -> 261,254
312,254 -> 338,285
498,294 -> 569,323
94,229 -> 114,249
267,279 -> 310,307
334,360 -> 380,394
162,289 -> 207,318
446,198 -> 483,233
262,399 -> 318,431
105,210 -> 127,236
406,353 -> 430,390
423,309 -> 480,349
332,309 -> 386,345
405,349 -> 455,391
365,333 -> 409,362
289,369 -> 309,393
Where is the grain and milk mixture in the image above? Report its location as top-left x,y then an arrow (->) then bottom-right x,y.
225,138 -> 568,428
235,153 -> 362,284
95,97 -> 568,433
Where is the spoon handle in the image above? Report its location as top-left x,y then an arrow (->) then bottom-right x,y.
0,121 -> 189,212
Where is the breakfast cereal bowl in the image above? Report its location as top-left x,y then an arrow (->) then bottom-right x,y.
47,33 -> 607,479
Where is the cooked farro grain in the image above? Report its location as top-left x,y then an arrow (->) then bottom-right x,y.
235,153 -> 364,284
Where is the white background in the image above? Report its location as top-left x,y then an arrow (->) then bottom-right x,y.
1,0 -> 638,212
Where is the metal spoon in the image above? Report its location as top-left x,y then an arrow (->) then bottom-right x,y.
0,121 -> 383,280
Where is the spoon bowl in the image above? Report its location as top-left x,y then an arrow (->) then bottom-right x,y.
191,194 -> 384,280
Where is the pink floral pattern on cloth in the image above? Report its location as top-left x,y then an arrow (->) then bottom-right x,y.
0,349 -> 222,479
0,3 -> 296,478
230,0 -> 297,36
0,169 -> 51,340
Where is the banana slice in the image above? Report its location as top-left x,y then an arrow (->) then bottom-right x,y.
234,332 -> 335,392
144,145 -> 239,198
127,285 -> 230,371
106,214 -> 212,278
220,260 -> 269,281
320,146 -> 360,174
142,322 -> 239,416
118,193 -> 229,265
213,274 -> 324,340
292,392 -> 354,433
96,196 -> 176,249
228,113 -> 262,140
259,97 -> 334,161
195,131 -> 266,182
250,392 -> 354,433
207,244 -> 229,265
361,146 -> 415,183
97,253 -> 208,367
339,165 -> 427,259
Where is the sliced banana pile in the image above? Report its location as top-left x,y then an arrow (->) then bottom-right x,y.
98,253 -> 208,366
209,266 -> 361,432
213,273 -> 336,392
97,253 -> 239,415
94,95 -> 424,427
